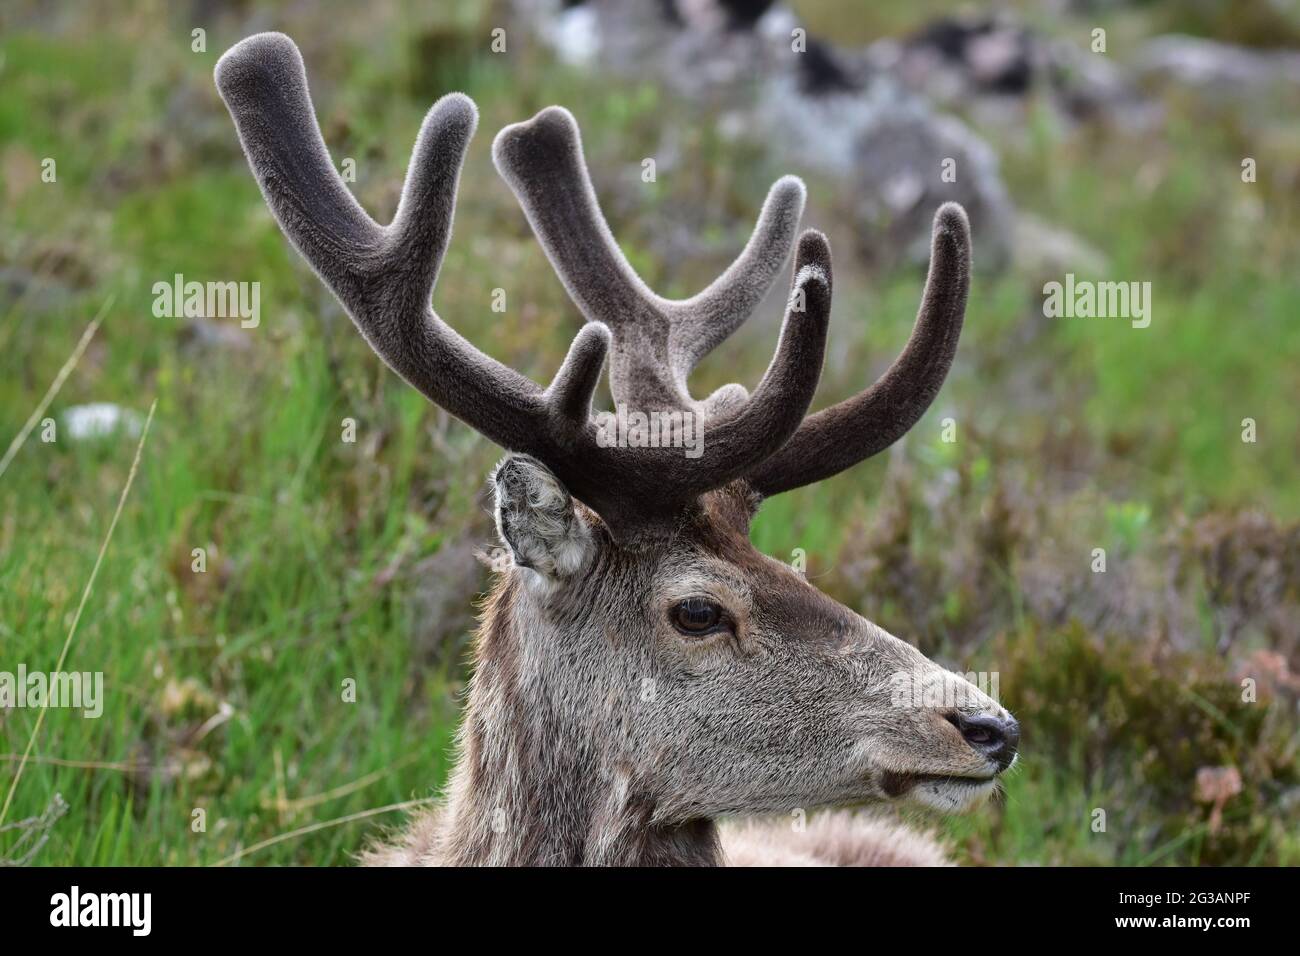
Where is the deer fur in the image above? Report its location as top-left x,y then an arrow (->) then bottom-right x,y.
351,462 -> 1008,866
215,33 -> 1019,867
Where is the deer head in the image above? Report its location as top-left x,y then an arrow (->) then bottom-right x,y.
217,33 -> 1018,866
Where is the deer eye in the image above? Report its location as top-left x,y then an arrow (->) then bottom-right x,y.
670,598 -> 726,636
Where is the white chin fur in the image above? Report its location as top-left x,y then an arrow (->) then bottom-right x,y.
908,777 -> 997,813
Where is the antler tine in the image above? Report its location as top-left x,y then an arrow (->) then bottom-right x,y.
567,229 -> 832,533
673,229 -> 833,496
492,106 -> 658,329
545,323 -> 612,423
216,32 -> 553,452
492,106 -> 805,409
215,33 -> 385,263
665,176 -> 807,379
747,203 -> 971,497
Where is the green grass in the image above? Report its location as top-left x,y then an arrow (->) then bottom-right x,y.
1,2 -> 1297,865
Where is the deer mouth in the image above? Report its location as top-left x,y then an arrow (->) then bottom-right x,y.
880,770 -> 994,793
878,770 -> 998,812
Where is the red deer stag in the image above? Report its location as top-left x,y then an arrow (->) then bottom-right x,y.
215,33 -> 1018,867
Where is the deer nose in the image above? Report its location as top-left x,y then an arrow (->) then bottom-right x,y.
947,712 -> 1019,771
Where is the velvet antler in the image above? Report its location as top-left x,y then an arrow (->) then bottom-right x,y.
492,106 -> 809,418
215,33 -> 830,542
492,102 -> 972,498
748,203 -> 971,496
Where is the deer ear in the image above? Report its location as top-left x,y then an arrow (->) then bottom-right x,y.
491,454 -> 596,581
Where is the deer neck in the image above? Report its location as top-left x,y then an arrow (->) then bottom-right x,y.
438,577 -> 721,866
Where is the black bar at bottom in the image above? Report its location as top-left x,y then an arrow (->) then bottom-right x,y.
0,865 -> 1286,941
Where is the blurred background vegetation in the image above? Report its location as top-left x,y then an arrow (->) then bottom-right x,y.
1,0 -> 1297,865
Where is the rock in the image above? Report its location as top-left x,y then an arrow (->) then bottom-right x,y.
409,532 -> 491,666
858,105 -> 1013,269
515,0 -> 1016,270
527,0 -> 869,103
1012,213 -> 1110,283
1137,34 -> 1300,95
0,266 -> 75,312
538,1 -> 600,66
178,316 -> 255,354
754,77 -> 1014,269
903,16 -> 1039,94
875,13 -> 1158,133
